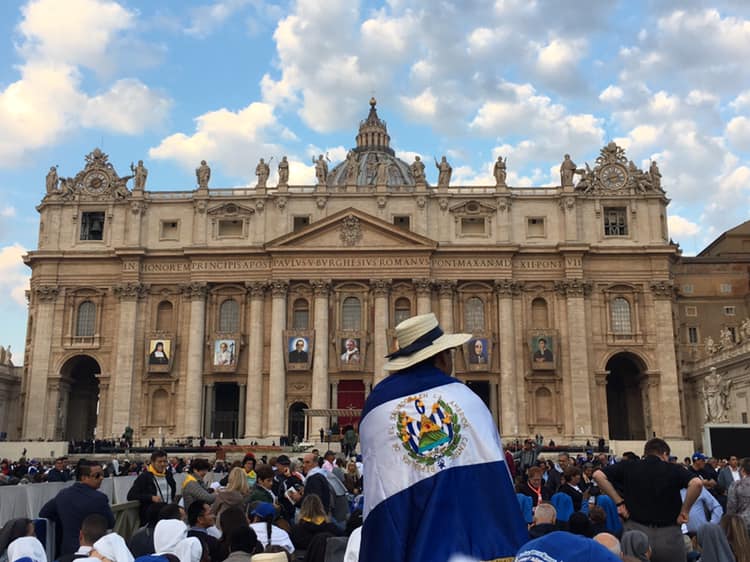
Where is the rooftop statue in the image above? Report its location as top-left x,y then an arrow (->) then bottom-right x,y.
131,160 -> 148,190
256,158 -> 270,188
196,160 -> 211,189
435,155 -> 452,188
494,156 -> 507,187
278,156 -> 289,186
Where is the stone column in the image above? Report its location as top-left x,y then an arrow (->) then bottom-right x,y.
24,286 -> 59,439
183,282 -> 208,438
127,201 -> 146,246
45,380 -> 62,440
245,282 -> 266,438
371,279 -> 391,387
436,281 -> 456,333
238,383 -> 246,438
193,198 -> 208,245
594,372 -> 609,439
267,280 -> 288,438
556,279 -> 594,440
203,383 -> 214,437
311,280 -> 331,436
650,280 -> 682,438
495,280 -> 521,438
111,282 -> 148,436
414,278 -> 432,315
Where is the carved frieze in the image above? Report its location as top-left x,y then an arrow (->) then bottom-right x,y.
649,280 -> 675,299
113,282 -> 150,300
42,148 -> 133,203
35,286 -> 60,302
270,280 -> 289,297
245,281 -> 267,298
554,279 -> 592,297
311,279 -> 331,297
370,279 -> 392,297
436,280 -> 457,298
494,279 -> 523,296
180,282 -> 208,300
339,216 -> 363,246
413,278 -> 432,296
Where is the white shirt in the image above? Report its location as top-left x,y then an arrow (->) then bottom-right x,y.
249,523 -> 295,553
344,527 -> 361,562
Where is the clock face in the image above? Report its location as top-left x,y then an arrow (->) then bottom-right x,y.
600,164 -> 627,189
84,171 -> 108,193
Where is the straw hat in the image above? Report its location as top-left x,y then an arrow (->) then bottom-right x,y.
383,312 -> 470,371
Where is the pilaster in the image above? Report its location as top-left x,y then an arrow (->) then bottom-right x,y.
413,278 -> 432,315
182,282 -> 208,437
436,280 -> 456,333
245,282 -> 266,438
311,280 -> 331,435
495,279 -> 522,438
371,279 -> 391,387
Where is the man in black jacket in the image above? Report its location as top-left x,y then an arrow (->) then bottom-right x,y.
39,461 -> 115,556
127,450 -> 176,525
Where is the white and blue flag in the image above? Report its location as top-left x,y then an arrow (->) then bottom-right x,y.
360,363 -> 527,562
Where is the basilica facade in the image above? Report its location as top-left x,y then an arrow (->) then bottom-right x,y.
20,100 -> 685,446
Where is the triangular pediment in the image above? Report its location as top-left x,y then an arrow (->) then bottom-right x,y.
207,202 -> 255,216
267,207 -> 437,251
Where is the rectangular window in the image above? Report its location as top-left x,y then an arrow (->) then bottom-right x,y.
724,306 -> 736,316
80,212 -> 105,241
527,217 -> 545,237
218,219 -> 243,237
743,412 -> 748,424
682,284 -> 693,294
461,217 -> 485,235
160,220 -> 179,240
685,306 -> 697,317
728,326 -> 737,342
603,207 -> 628,236
688,327 -> 698,344
720,283 -> 732,293
393,215 -> 410,230
293,216 -> 310,231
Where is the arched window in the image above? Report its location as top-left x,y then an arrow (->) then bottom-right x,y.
156,300 -> 174,332
531,298 -> 548,328
151,389 -> 169,425
292,298 -> 309,330
219,299 -> 240,333
464,297 -> 485,332
76,301 -> 96,337
342,297 -> 361,330
394,297 -> 411,326
611,297 -> 632,334
535,387 -> 553,424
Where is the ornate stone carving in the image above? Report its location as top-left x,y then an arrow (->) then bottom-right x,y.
339,216 -> 363,246
270,280 -> 289,297
311,279 -> 331,297
705,336 -> 717,356
575,142 -> 662,195
554,279 -> 592,297
649,280 -> 674,298
316,196 -> 327,209
114,282 -> 149,300
416,195 -> 426,208
413,278 -> 432,296
35,286 -> 59,302
438,198 -> 449,211
275,196 -> 287,210
558,196 -> 575,211
180,282 -> 208,300
370,279 -> 392,296
255,199 -> 265,212
741,317 -> 750,341
245,281 -> 266,298
44,148 -> 136,202
130,201 -> 147,215
703,367 -> 732,423
496,196 -> 512,212
494,279 -> 523,296
719,327 -> 734,349
436,280 -> 456,298
377,196 -> 387,209
194,200 -> 207,214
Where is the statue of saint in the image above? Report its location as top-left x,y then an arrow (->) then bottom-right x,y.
705,336 -> 717,355
410,156 -> 425,184
703,368 -> 732,423
493,156 -> 507,187
560,154 -> 576,186
278,156 -> 289,186
435,155 -> 452,188
131,160 -> 148,190
649,160 -> 661,190
45,166 -> 59,194
720,327 -> 734,349
255,158 -> 270,188
376,158 -> 390,185
345,150 -> 360,184
313,154 -> 328,185
196,160 -> 211,189
741,317 -> 750,341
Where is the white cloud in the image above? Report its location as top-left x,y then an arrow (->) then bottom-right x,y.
726,116 -> 750,151
534,38 -> 587,89
400,88 -> 438,120
82,79 -> 172,135
184,0 -> 251,38
0,244 -> 29,307
730,90 -> 750,111
668,214 -> 700,238
0,206 -> 16,218
599,85 -> 624,103
149,101 -> 282,179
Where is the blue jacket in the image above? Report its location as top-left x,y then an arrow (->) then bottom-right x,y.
39,482 -> 115,555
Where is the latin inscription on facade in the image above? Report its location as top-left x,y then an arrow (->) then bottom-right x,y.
516,259 -> 563,270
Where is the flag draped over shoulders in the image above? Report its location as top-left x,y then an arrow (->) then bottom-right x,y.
359,363 -> 527,562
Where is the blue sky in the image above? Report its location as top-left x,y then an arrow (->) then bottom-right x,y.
1,0 -> 750,363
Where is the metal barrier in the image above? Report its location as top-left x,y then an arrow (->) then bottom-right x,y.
112,500 -> 141,541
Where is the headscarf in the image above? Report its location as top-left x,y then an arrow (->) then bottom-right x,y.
92,534 -> 134,562
621,529 -> 650,562
6,537 -> 46,562
698,524 -> 736,562
550,492 -> 574,522
596,495 -> 622,535
153,521 -> 201,562
0,519 -> 31,556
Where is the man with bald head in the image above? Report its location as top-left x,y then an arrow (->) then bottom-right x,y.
594,533 -> 622,557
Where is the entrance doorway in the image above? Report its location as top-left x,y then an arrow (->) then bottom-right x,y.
337,380 -> 365,429
288,402 -> 307,443
213,383 -> 239,439
606,353 -> 647,440
466,380 -> 491,409
60,355 -> 100,441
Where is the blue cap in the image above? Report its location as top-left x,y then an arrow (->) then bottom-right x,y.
692,452 -> 708,461
515,531 -> 621,562
250,502 -> 276,519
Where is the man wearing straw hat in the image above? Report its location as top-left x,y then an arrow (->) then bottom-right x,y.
359,313 -> 527,562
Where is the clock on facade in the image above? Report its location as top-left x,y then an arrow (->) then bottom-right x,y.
600,164 -> 627,189
84,171 -> 108,193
